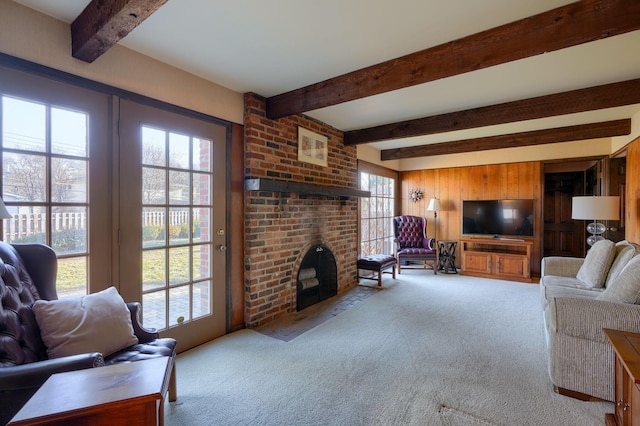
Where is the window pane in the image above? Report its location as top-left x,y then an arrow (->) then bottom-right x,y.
142,126 -> 166,166
193,138 -> 211,172
143,248 -> 166,291
56,256 -> 87,298
143,207 -> 166,248
51,206 -> 87,255
169,246 -> 190,285
2,96 -> 46,152
168,207 -> 189,245
192,173 -> 211,205
169,285 -> 190,327
2,206 -> 47,244
193,280 -> 211,319
51,107 -> 87,157
193,207 -> 210,243
192,244 -> 211,280
169,132 -> 190,169
52,158 -> 87,202
143,290 -> 166,330
3,152 -> 47,202
169,170 -> 190,204
142,167 -> 166,204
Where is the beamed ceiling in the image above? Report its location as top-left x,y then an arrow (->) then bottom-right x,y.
12,0 -> 640,160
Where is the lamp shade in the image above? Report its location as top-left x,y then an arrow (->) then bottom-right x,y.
0,197 -> 11,219
427,198 -> 441,212
571,196 -> 620,221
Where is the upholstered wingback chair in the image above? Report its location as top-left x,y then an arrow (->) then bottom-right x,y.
393,215 -> 437,274
0,242 -> 177,425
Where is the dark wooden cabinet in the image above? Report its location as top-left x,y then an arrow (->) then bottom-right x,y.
604,329 -> 640,426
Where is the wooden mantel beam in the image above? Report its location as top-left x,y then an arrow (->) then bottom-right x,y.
380,119 -> 631,160
345,78 -> 640,145
266,0 -> 640,119
71,0 -> 167,63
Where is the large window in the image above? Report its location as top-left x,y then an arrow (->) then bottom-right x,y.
0,66 -> 110,298
359,164 -> 397,256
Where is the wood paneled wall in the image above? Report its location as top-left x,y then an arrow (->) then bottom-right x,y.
401,162 -> 543,277
626,137 -> 640,243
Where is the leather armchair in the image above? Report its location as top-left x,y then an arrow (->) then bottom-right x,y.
0,242 -> 176,425
393,215 -> 438,274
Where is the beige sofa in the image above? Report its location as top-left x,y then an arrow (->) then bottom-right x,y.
540,239 -> 640,401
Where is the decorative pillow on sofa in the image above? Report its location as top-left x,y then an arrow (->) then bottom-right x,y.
32,287 -> 138,359
604,241 -> 639,288
597,255 -> 640,304
576,239 -> 616,288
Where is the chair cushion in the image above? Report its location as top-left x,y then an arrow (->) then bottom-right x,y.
357,255 -> 396,270
104,338 -> 177,364
33,287 -> 139,359
576,239 -> 616,288
597,255 -> 640,304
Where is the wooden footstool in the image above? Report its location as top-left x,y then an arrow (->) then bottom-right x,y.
357,254 -> 397,286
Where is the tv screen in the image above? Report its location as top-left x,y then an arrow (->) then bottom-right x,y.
462,199 -> 534,237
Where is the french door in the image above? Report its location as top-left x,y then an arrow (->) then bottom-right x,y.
118,99 -> 228,351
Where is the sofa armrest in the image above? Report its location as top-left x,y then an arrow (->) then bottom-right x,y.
0,352 -> 103,391
545,297 -> 640,343
541,256 -> 584,278
127,302 -> 160,343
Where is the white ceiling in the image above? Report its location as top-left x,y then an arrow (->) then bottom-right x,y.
12,0 -> 640,152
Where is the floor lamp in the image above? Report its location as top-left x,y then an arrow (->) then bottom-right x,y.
571,196 -> 620,247
427,198 -> 441,242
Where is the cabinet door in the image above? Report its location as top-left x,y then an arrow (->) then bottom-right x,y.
615,356 -> 627,424
631,379 -> 640,425
463,252 -> 492,274
494,254 -> 529,279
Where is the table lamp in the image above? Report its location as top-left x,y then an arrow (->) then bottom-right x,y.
571,196 -> 620,246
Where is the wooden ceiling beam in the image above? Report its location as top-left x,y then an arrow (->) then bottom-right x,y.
380,119 -> 631,160
71,0 -> 167,63
266,0 -> 640,119
345,78 -> 640,145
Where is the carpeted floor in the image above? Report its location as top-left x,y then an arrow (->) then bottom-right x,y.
165,271 -> 613,425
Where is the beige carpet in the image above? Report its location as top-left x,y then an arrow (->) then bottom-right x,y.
165,271 -> 613,425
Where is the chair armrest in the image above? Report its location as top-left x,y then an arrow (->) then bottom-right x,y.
0,353 -> 103,391
424,238 -> 436,250
545,297 -> 640,343
127,302 -> 160,343
541,256 -> 584,278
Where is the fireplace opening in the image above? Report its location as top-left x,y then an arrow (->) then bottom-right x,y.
297,244 -> 338,311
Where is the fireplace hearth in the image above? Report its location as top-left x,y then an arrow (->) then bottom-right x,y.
297,244 -> 338,311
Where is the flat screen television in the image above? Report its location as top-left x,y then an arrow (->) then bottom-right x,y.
462,199 -> 534,238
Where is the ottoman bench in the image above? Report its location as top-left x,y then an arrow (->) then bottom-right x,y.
357,254 -> 397,286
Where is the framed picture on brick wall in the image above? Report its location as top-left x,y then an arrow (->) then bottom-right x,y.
298,127 -> 328,167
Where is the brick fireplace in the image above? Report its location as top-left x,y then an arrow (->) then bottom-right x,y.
243,93 -> 360,327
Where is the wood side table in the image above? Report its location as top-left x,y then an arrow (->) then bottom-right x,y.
604,328 -> 640,426
437,240 -> 458,273
9,356 -> 172,426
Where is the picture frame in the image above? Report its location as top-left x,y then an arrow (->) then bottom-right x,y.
298,127 -> 328,167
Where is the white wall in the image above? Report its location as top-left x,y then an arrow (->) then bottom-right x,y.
0,1 -> 244,124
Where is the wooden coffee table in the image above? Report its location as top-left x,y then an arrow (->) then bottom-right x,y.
9,356 -> 172,426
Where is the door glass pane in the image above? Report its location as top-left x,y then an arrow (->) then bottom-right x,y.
169,207 -> 189,245
142,127 -> 166,166
142,167 -> 166,204
169,170 -> 190,204
192,244 -> 211,281
169,285 -> 190,327
193,207 -> 210,243
2,96 -> 46,152
143,207 -> 166,248
52,158 -> 87,202
3,152 -> 47,202
193,280 -> 211,319
143,248 -> 166,291
143,290 -> 166,331
168,246 -> 190,285
192,173 -> 211,204
169,132 -> 190,169
193,138 -> 211,172
51,206 -> 87,254
51,107 -> 87,156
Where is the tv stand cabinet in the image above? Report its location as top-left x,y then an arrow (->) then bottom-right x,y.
460,238 -> 533,282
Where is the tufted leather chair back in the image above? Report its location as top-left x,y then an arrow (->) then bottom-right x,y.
0,242 -> 56,367
393,215 -> 428,249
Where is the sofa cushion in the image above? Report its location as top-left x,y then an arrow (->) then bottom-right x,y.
597,255 -> 640,304
539,275 -> 603,308
604,241 -> 639,288
576,239 -> 616,288
32,287 -> 138,359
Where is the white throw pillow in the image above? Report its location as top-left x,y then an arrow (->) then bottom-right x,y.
597,255 -> 640,304
33,287 -> 138,359
576,239 -> 616,288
